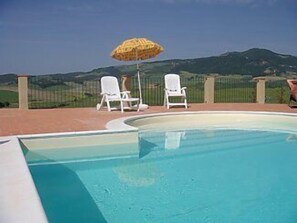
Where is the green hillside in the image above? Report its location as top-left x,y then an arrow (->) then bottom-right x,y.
1,48 -> 297,87
0,74 -> 18,84
169,48 -> 297,76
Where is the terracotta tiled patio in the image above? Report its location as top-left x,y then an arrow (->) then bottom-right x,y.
0,103 -> 296,136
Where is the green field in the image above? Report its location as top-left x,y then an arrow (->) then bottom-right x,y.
0,90 -> 19,108
27,79 -> 290,108
0,76 -> 291,109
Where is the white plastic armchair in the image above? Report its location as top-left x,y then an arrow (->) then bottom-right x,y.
164,74 -> 188,109
97,76 -> 139,112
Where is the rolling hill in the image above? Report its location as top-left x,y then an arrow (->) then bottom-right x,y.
1,48 -> 297,86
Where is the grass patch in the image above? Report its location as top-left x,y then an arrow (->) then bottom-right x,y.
0,90 -> 18,107
0,90 -> 18,101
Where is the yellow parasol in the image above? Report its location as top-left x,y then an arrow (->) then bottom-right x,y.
111,38 -> 164,105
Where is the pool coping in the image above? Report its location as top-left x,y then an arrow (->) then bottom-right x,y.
106,111 -> 297,132
1,110 -> 297,223
0,137 -> 48,223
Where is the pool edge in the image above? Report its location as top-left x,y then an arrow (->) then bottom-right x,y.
106,111 -> 297,132
0,137 -> 48,223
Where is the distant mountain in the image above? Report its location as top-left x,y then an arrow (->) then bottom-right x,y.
1,48 -> 297,85
170,48 -> 297,76
0,73 -> 19,85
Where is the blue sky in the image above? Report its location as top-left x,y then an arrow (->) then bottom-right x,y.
0,0 -> 296,75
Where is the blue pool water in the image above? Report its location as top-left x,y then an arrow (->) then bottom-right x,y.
26,129 -> 297,223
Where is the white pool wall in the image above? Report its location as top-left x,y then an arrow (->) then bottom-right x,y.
21,130 -> 139,164
0,137 -> 48,223
21,130 -> 138,150
108,111 -> 297,134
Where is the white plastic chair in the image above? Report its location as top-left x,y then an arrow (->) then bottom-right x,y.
164,74 -> 188,109
97,76 -> 139,112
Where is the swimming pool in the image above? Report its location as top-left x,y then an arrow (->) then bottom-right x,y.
22,112 -> 297,223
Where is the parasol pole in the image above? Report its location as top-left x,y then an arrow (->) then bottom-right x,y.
137,63 -> 143,104
136,50 -> 143,104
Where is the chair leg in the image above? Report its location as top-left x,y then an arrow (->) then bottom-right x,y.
128,100 -> 132,108
136,100 -> 140,112
97,96 -> 105,111
166,96 -> 170,109
106,100 -> 111,112
184,98 -> 188,109
163,93 -> 167,107
120,101 -> 124,113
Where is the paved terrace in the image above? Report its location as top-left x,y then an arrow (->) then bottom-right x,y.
0,103 -> 296,136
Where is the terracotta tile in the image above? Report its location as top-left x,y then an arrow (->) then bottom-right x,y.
0,104 -> 296,136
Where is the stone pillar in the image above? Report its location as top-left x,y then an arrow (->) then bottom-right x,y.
121,75 -> 131,92
255,78 -> 266,104
17,75 -> 29,110
204,76 -> 215,103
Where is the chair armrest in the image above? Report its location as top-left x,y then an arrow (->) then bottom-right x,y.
181,87 -> 187,96
121,91 -> 130,99
120,91 -> 131,96
121,91 -> 131,94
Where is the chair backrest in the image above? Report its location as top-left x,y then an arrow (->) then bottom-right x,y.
101,76 -> 121,98
165,74 -> 181,92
